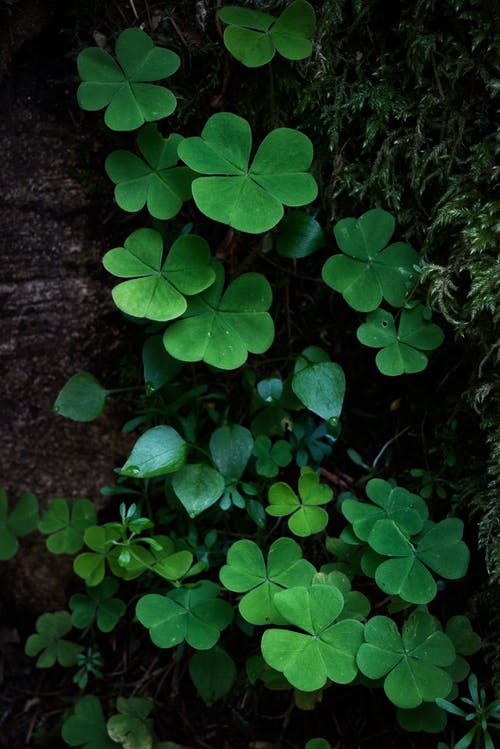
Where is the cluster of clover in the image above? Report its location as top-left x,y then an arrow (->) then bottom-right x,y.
3,4 -> 495,749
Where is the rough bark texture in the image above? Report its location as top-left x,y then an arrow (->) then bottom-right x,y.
0,1 -> 132,610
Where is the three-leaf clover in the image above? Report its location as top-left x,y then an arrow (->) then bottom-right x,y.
357,612 -> 456,708
341,478 -> 428,543
38,497 -> 96,554
103,229 -> 215,321
357,305 -> 444,376
107,697 -> 154,749
69,578 -> 126,633
370,517 -> 470,604
62,695 -> 118,749
261,585 -> 364,691
136,580 -> 233,649
177,113 -> 317,233
220,1 -> 316,68
253,435 -> 292,477
163,262 -> 274,370
25,611 -> 83,667
0,489 -> 38,561
105,125 -> 193,219
266,467 -> 333,536
219,537 -> 316,624
322,209 -> 419,312
77,28 -> 180,131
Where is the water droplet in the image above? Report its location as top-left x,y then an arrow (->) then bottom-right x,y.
328,417 -> 339,427
53,405 -> 60,413
126,466 -> 140,476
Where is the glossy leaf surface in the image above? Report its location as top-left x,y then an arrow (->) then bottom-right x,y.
121,425 -> 187,478
54,372 -> 108,422
266,466 -> 333,536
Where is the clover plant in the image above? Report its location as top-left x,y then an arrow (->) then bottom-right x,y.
357,304 -> 444,376
177,112 -> 317,233
0,489 -> 38,560
105,124 -> 193,219
266,466 -> 333,536
219,537 -> 315,624
38,497 -> 96,554
103,228 -> 215,321
136,580 -> 233,649
220,1 -> 315,68
77,28 -> 180,131
357,612 -> 456,708
322,209 -> 419,312
261,585 -> 364,691
20,13 -> 484,748
25,611 -> 82,668
163,262 -> 274,369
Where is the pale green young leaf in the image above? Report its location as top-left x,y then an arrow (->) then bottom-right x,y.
103,229 -> 215,322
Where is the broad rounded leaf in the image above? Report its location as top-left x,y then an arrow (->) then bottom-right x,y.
38,498 -> 96,554
276,210 -> 326,258
121,425 -> 187,478
54,372 -> 108,421
189,647 -> 237,706
142,335 -> 182,393
173,463 -> 225,517
209,424 -> 254,479
292,355 -> 346,422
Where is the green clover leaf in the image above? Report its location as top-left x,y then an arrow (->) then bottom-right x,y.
38,497 -> 96,554
177,113 -> 317,233
25,611 -> 83,668
322,209 -> 419,312
266,467 -> 333,537
62,695 -> 118,749
107,697 -> 154,749
341,478 -> 428,543
219,537 -> 316,625
220,1 -> 315,68
370,517 -> 470,604
0,489 -> 39,561
261,585 -> 364,691
443,615 -> 482,683
397,702 -> 448,734
305,741 -> 332,749
103,229 -> 215,321
292,346 -> 346,422
77,28 -> 180,131
253,435 -> 292,478
69,578 -> 126,633
121,425 -> 187,478
105,125 -> 193,219
210,424 -> 254,480
357,612 -> 456,708
73,526 -> 121,587
357,305 -> 444,376
136,580 -> 233,649
163,262 -> 274,370
54,372 -> 109,422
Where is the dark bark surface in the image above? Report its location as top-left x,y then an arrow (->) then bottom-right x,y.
0,1 -> 132,610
